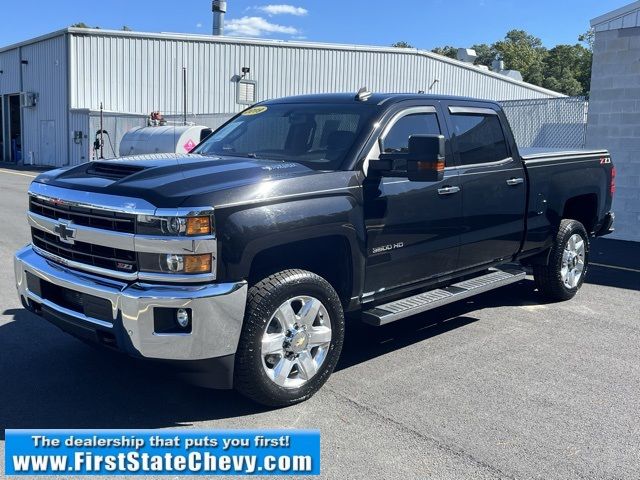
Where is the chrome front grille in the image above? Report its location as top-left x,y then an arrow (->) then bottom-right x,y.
29,196 -> 136,234
26,183 -> 217,283
31,227 -> 138,273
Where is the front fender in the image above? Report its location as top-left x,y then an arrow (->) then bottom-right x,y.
217,195 -> 366,299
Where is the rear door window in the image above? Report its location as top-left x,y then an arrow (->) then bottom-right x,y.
450,113 -> 509,165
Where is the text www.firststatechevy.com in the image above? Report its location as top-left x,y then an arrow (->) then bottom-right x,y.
12,452 -> 313,474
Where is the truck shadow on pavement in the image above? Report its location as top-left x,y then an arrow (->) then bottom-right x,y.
0,271 -> 633,432
587,238 -> 640,291
337,278 -> 545,371
0,308 -> 269,436
337,256 -> 640,372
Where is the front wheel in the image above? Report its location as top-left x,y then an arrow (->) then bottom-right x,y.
533,219 -> 589,301
234,269 -> 345,407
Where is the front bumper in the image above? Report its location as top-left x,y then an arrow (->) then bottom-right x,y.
14,245 -> 248,363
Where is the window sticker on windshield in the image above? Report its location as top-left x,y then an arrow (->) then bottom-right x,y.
242,106 -> 268,116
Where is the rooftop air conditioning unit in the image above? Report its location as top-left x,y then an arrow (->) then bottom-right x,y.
20,92 -> 38,108
456,48 -> 477,63
500,70 -> 523,82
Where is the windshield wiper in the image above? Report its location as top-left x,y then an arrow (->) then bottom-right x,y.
218,152 -> 263,159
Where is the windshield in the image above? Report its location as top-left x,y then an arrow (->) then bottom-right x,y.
193,103 -> 378,170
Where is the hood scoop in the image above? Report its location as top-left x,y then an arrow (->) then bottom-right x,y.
86,162 -> 146,180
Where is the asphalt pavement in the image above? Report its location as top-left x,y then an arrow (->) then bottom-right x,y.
0,167 -> 639,479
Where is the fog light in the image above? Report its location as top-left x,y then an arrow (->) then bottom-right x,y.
176,308 -> 190,328
154,307 -> 192,334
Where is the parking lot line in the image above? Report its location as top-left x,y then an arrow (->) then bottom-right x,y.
0,169 -> 37,178
591,262 -> 640,273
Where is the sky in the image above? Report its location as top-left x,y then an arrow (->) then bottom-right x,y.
0,0 -> 631,50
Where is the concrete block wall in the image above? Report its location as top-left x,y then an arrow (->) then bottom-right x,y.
587,27 -> 640,241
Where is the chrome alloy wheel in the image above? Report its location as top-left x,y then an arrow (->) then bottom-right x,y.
561,233 -> 586,289
261,296 -> 332,389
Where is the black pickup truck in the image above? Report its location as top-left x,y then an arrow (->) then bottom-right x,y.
15,92 -> 615,406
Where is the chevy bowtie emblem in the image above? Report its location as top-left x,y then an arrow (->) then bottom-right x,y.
54,219 -> 77,245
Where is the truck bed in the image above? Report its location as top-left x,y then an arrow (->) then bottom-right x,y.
518,146 -> 613,253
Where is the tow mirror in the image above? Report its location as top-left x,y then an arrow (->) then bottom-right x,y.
407,134 -> 445,182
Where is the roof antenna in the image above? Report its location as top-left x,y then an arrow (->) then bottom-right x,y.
355,86 -> 372,101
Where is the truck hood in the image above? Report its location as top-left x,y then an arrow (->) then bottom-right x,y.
33,154 -> 322,208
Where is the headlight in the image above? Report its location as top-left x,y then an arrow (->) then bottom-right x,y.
137,215 -> 212,236
166,217 -> 186,235
136,213 -> 215,278
139,253 -> 213,274
165,254 -> 184,272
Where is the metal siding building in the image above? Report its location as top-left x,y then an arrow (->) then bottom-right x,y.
0,27 -> 563,167
22,35 -> 69,166
0,33 -> 69,166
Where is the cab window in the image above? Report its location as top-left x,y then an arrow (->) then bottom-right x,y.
450,114 -> 509,165
383,113 -> 441,153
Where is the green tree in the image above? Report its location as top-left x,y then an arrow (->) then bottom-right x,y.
543,43 -> 592,95
431,46 -> 457,59
493,29 -> 546,85
391,41 -> 413,48
426,29 -> 595,95
543,71 -> 582,96
471,43 -> 496,67
71,23 -> 100,29
578,28 -> 595,50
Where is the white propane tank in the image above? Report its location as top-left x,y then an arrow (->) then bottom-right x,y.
119,125 -> 212,156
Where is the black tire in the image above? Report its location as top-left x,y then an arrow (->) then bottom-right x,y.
234,269 -> 345,407
533,219 -> 589,301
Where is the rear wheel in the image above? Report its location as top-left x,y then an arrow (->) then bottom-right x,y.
234,269 -> 344,407
533,219 -> 589,301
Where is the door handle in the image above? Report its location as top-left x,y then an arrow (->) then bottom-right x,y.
506,177 -> 524,186
437,186 -> 461,195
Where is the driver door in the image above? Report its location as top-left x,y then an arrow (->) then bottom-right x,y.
363,104 -> 463,298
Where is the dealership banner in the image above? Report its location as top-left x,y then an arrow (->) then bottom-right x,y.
5,429 -> 320,476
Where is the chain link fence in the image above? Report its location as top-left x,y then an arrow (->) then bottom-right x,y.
500,97 -> 588,149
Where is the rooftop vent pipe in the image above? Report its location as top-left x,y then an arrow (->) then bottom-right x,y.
491,59 -> 505,72
212,0 -> 227,36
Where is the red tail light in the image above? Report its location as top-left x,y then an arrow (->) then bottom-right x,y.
610,166 -> 616,196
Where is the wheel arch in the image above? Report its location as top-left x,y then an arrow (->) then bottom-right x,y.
248,236 -> 355,309
562,193 -> 599,235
